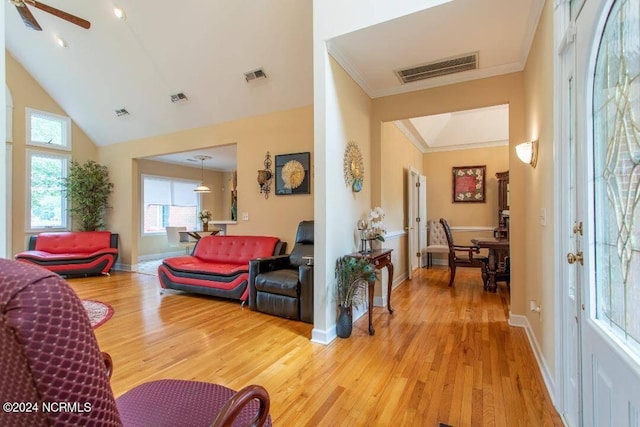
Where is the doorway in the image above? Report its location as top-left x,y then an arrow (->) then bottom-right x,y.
559,0 -> 640,425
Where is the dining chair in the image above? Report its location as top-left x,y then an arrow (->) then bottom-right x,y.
439,218 -> 488,287
165,226 -> 194,254
425,219 -> 450,268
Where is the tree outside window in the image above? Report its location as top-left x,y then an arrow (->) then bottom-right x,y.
28,152 -> 68,230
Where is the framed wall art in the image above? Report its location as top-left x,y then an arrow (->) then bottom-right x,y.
452,165 -> 486,203
275,152 -> 311,195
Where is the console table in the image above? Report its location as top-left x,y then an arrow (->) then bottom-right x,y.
346,248 -> 394,335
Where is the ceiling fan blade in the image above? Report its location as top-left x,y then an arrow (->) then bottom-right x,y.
15,3 -> 43,31
25,0 -> 91,29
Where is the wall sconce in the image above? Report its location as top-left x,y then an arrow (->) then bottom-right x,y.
257,151 -> 272,199
516,140 -> 538,168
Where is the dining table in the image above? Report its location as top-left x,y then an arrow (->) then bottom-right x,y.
179,229 -> 220,241
470,237 -> 509,292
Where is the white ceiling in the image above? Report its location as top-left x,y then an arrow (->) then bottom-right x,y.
396,104 -> 509,153
5,0 -> 543,152
327,0 -> 544,98
142,144 -> 237,172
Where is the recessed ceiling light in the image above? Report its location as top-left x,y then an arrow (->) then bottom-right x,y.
55,36 -> 68,48
113,7 -> 126,20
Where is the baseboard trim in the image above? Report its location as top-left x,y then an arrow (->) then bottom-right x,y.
374,272 -> 407,307
509,312 -> 557,404
114,263 -> 133,272
311,327 -> 336,344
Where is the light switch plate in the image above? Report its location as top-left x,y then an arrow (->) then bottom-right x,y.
540,208 -> 547,226
242,212 -> 249,221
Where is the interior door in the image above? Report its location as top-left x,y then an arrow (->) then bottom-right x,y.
406,168 -> 416,279
406,168 -> 426,276
418,174 -> 427,268
559,2 -> 582,425
573,0 -> 640,425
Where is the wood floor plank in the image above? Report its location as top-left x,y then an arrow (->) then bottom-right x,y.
65,265 -> 563,426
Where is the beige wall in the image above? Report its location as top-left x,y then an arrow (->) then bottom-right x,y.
523,0 -> 555,374
136,158 -> 226,258
99,105 -> 314,268
380,121 -> 424,282
5,51 -> 99,255
423,146 -> 509,247
371,72 -> 527,318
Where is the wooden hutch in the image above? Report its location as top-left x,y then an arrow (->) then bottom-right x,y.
495,171 -> 509,239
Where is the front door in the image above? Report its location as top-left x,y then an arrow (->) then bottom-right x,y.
572,0 -> 640,424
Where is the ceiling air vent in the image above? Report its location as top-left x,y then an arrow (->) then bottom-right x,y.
170,92 -> 188,103
395,52 -> 478,84
115,108 -> 129,117
244,68 -> 267,82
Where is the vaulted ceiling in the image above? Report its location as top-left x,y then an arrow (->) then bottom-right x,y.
5,0 -> 544,155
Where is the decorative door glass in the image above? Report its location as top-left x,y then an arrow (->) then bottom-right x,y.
593,0 -> 640,356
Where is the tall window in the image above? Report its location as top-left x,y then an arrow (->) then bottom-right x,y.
142,175 -> 200,234
26,108 -> 71,151
27,151 -> 69,231
593,0 -> 640,357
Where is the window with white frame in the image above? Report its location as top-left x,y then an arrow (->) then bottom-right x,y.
27,151 -> 69,231
142,175 -> 200,234
26,108 -> 71,150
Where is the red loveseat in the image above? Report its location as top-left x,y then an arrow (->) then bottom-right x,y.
158,235 -> 286,302
15,231 -> 119,277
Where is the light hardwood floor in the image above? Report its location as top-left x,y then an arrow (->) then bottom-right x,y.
68,266 -> 563,426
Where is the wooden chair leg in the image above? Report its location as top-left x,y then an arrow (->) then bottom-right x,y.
448,263 -> 456,287
482,261 -> 489,290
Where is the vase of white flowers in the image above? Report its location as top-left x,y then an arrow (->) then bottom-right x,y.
199,209 -> 212,231
361,207 -> 386,252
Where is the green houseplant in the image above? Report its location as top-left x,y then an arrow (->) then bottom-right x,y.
335,256 -> 376,338
64,160 -> 114,231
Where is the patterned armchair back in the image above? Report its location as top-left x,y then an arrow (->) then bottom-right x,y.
0,259 -> 122,426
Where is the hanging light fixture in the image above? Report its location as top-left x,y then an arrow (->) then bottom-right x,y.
194,155 -> 212,193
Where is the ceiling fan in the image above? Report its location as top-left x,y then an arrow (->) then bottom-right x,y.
9,0 -> 90,31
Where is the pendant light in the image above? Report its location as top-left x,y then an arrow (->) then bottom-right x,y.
194,155 -> 212,193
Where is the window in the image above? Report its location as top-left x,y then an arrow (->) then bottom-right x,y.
27,151 -> 69,231
593,0 -> 640,357
142,175 -> 200,234
26,108 -> 71,150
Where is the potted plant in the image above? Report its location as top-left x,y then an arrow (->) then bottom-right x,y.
199,209 -> 212,231
335,256 -> 376,338
64,160 -> 114,231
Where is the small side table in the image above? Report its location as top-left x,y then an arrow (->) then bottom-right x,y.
346,248 -> 394,335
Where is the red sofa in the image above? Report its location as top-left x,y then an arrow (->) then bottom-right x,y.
158,235 -> 286,302
15,231 -> 119,277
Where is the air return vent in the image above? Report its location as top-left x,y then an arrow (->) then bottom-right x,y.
170,92 -> 188,103
244,68 -> 267,82
395,52 -> 478,84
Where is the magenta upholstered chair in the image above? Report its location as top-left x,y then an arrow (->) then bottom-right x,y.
0,258 -> 271,427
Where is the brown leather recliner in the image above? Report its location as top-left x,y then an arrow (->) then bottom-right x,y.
248,220 -> 314,323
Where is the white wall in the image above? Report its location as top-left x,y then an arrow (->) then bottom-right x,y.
1,4 -> 7,258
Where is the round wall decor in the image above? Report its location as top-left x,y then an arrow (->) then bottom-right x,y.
281,159 -> 305,189
343,141 -> 364,192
